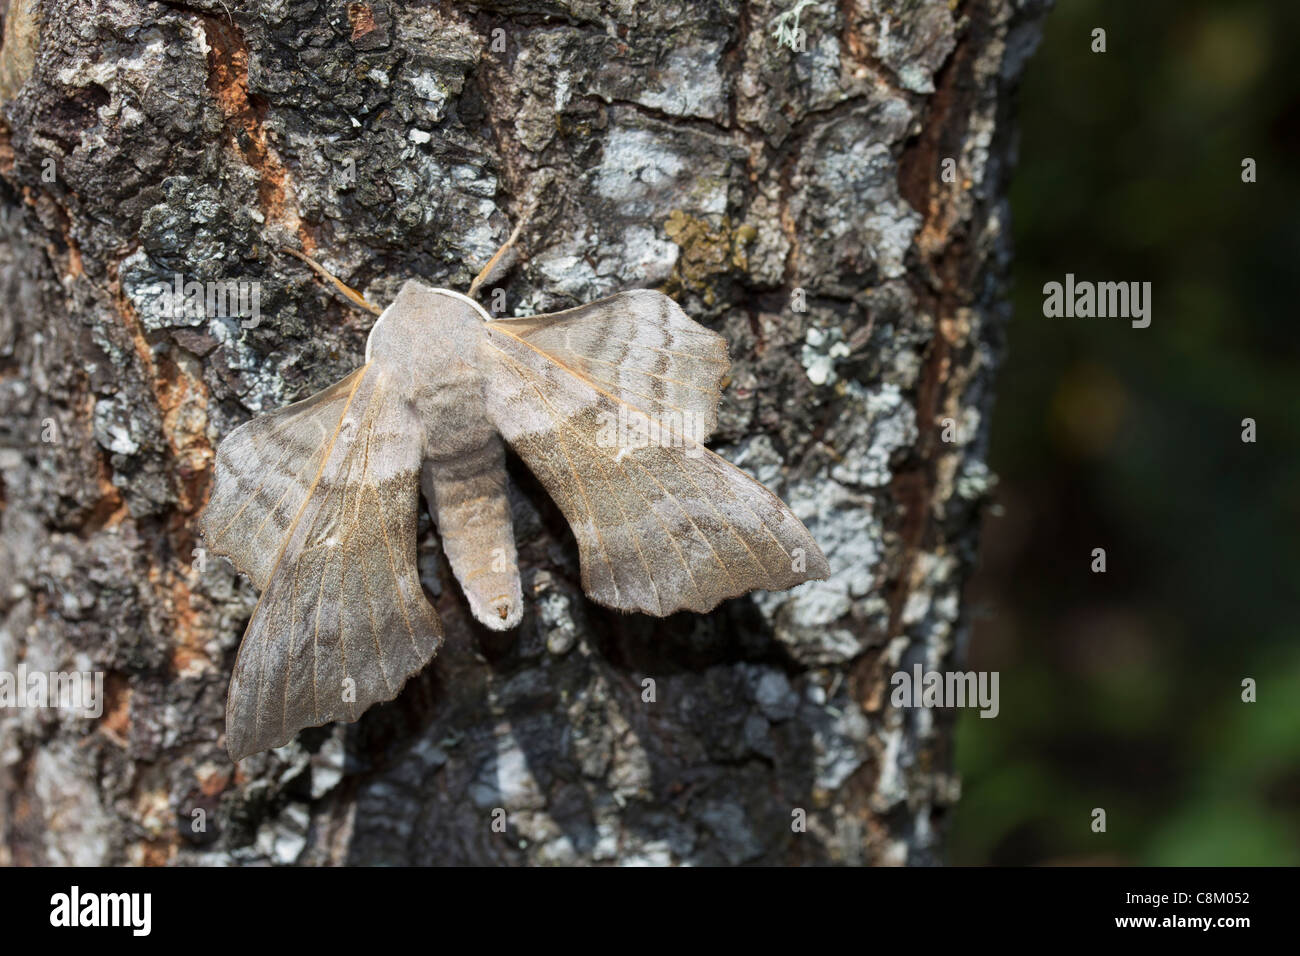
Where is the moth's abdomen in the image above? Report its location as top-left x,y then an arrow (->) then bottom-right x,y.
421,436 -> 523,631
415,358 -> 495,459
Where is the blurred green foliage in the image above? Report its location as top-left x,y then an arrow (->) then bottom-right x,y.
950,0 -> 1300,865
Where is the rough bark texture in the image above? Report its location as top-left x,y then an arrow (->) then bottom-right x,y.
0,0 -> 1046,865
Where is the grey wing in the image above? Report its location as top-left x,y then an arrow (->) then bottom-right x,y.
482,297 -> 828,617
202,365 -> 443,760
201,367 -> 366,591
487,289 -> 729,443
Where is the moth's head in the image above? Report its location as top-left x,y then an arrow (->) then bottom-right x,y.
366,280 -> 492,364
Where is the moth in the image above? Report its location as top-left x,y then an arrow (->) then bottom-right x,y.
201,275 -> 829,760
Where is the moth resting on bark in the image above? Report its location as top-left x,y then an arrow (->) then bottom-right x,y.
201,281 -> 830,760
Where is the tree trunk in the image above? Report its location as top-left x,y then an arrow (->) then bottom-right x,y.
0,0 -> 1046,865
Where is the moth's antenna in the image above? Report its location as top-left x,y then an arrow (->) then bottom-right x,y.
468,195 -> 541,299
279,247 -> 382,316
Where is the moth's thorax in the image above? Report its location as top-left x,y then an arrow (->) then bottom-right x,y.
366,280 -> 490,377
366,279 -> 495,459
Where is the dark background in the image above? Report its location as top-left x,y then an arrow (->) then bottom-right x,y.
951,0 -> 1300,864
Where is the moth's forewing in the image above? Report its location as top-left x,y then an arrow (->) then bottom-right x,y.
206,303 -> 444,760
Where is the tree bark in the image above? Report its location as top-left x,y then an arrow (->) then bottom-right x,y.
0,0 -> 1046,865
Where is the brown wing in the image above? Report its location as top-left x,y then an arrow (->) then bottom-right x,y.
201,365 -> 443,760
482,291 -> 828,616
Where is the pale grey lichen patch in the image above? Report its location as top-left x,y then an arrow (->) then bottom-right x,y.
392,10 -> 481,126
310,730 -> 348,799
591,117 -> 740,223
255,802 -> 310,865
533,574 -> 580,656
593,126 -> 687,216
473,728 -> 547,811
402,70 -> 452,123
53,26 -> 182,107
553,69 -> 571,113
830,381 -> 918,488
32,743 -> 114,865
119,249 -> 200,333
607,724 -> 654,803
956,457 -> 997,502
533,248 -> 602,300
801,325 -> 852,385
530,223 -> 680,305
961,121 -> 997,198
611,43 -> 728,121
791,103 -> 921,293
899,551 -> 961,630
750,668 -> 799,722
608,224 -> 682,286
869,537 -> 970,863
797,31 -> 845,109
735,377 -> 913,662
739,190 -> 791,286
617,841 -> 675,867
770,480 -> 883,664
872,720 -> 911,809
374,148 -> 500,255
720,433 -> 788,490
865,0 -> 959,94
865,201 -> 924,279
725,434 -> 880,663
93,397 -> 140,456
805,688 -> 871,792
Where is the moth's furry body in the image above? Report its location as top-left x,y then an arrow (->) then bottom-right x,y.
371,286 -> 524,631
202,280 -> 829,760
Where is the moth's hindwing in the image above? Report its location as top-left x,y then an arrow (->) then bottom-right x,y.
483,290 -> 830,616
